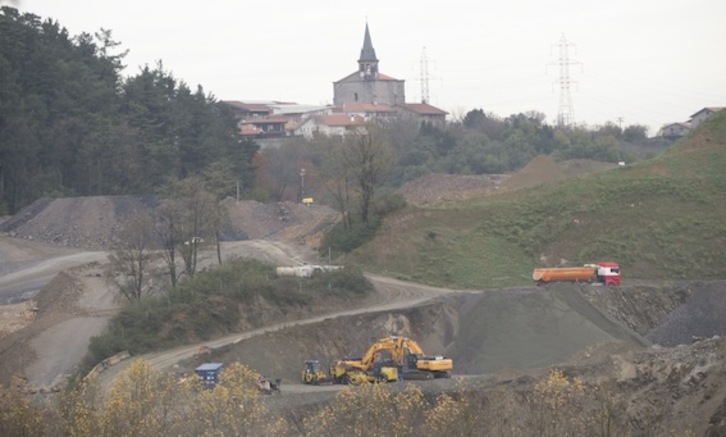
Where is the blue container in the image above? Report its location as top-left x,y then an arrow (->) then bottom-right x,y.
195,363 -> 223,388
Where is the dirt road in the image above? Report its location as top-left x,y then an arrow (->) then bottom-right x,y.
100,273 -> 467,386
0,237 -> 324,388
0,237 -> 106,304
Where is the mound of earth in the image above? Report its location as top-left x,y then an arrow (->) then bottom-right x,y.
397,156 -> 618,206
0,196 -> 339,250
0,196 -> 154,249
398,173 -> 508,206
558,158 -> 618,177
499,154 -> 564,191
221,198 -> 338,245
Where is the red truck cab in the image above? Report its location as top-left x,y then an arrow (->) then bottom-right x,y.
595,262 -> 620,286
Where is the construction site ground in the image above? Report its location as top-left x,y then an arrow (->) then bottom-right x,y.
1,158 -> 726,435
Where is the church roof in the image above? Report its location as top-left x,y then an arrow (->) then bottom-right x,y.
359,23 -> 378,62
333,71 -> 401,84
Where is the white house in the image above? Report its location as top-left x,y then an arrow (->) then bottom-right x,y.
296,114 -> 366,139
689,107 -> 724,128
659,122 -> 691,139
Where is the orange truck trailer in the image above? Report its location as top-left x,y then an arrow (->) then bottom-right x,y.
532,262 -> 620,286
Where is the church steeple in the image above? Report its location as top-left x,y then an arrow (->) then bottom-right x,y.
358,23 -> 379,79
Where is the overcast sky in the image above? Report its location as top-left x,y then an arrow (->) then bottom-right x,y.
11,0 -> 726,135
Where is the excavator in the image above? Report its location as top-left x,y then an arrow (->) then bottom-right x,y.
329,335 -> 453,384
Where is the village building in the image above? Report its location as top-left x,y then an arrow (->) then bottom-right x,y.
659,122 -> 691,139
689,107 -> 724,129
222,23 -> 447,143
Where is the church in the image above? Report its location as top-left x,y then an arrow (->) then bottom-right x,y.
330,23 -> 447,125
333,24 -> 406,107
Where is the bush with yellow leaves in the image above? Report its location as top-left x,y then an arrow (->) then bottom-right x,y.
56,359 -> 288,437
302,379 -> 477,437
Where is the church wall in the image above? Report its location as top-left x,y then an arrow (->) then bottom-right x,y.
334,78 -> 405,106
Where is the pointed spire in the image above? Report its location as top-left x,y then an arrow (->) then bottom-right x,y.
359,23 -> 378,62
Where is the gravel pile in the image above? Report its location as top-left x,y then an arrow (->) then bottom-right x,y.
0,196 -> 154,249
0,196 -> 339,250
649,281 -> 726,347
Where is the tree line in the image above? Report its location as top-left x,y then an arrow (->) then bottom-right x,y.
0,7 -> 257,215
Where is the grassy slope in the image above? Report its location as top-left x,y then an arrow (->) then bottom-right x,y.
350,111 -> 726,288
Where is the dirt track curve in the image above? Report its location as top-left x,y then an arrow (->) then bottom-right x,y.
99,274 -> 468,387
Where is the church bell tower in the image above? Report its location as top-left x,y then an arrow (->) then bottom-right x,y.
358,23 -> 379,80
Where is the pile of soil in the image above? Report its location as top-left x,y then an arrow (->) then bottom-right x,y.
398,173 -> 508,206
221,199 -> 338,245
0,196 -> 339,250
0,196 -> 154,249
397,156 -> 618,206
499,154 -> 564,191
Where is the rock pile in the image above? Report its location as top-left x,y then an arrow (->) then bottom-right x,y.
0,196 -> 339,250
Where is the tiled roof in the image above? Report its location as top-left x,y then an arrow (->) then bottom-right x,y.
402,103 -> 448,115
241,115 -> 294,124
316,114 -> 366,127
334,71 -> 402,83
239,125 -> 263,135
222,101 -> 273,112
690,107 -> 724,118
662,122 -> 691,128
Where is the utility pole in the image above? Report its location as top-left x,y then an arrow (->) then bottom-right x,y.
550,34 -> 579,127
298,168 -> 305,203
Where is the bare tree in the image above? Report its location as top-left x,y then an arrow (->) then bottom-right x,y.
261,142 -> 306,202
107,212 -> 155,302
316,134 -> 353,228
202,162 -> 235,265
344,124 -> 395,223
155,197 -> 182,288
156,176 -> 216,286
177,177 -> 216,277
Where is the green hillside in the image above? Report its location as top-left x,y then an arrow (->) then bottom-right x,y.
350,111 -> 726,288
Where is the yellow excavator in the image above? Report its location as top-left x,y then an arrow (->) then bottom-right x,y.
301,359 -> 328,385
330,335 -> 453,384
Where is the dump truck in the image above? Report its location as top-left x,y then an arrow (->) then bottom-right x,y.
330,335 -> 453,384
532,262 -> 620,286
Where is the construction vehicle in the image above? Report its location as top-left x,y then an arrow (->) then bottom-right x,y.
330,336 -> 453,384
301,359 -> 328,385
257,376 -> 281,394
532,262 -> 620,286
195,362 -> 280,394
